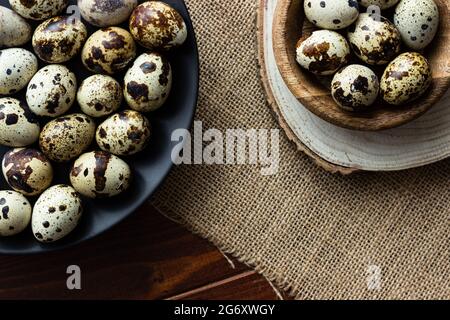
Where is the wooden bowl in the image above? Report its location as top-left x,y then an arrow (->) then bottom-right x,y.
272,0 -> 450,131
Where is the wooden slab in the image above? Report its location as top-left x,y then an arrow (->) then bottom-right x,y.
257,0 -> 450,173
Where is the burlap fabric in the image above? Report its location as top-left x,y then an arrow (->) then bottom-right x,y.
152,0 -> 450,299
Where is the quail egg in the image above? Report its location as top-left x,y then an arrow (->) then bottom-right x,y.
304,0 -> 359,30
26,65 -> 77,117
380,52 -> 432,105
348,13 -> 401,65
393,0 -> 439,50
129,1 -> 187,50
2,148 -> 53,196
331,65 -> 379,111
82,27 -> 136,75
39,113 -> 96,162
124,52 -> 172,112
78,0 -> 138,27
358,0 -> 400,10
296,30 -> 351,76
77,75 -> 122,117
70,151 -> 131,198
32,184 -> 82,243
0,6 -> 32,48
0,48 -> 38,95
9,0 -> 68,20
0,98 -> 40,147
0,190 -> 31,236
96,110 -> 151,156
32,15 -> 87,63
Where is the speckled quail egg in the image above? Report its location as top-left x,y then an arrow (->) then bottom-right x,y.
70,151 -> 131,198
0,190 -> 31,236
124,52 -> 172,112
0,98 -> 40,147
296,30 -> 351,76
358,0 -> 400,10
77,75 -> 122,117
26,65 -> 77,117
9,0 -> 68,20
380,52 -> 432,105
32,184 -> 82,243
78,0 -> 138,27
0,6 -> 32,48
304,0 -> 359,30
2,148 -> 53,196
129,1 -> 187,50
82,27 -> 136,75
39,113 -> 96,162
0,48 -> 38,95
96,110 -> 151,156
393,0 -> 439,50
348,13 -> 401,65
331,64 -> 380,111
32,15 -> 87,63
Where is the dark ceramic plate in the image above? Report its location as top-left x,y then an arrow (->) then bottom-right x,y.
0,0 -> 198,254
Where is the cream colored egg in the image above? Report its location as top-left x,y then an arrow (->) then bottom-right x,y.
9,0 -> 68,20
304,0 -> 359,30
0,190 -> 31,236
0,48 -> 38,95
0,6 -> 32,48
78,0 -> 138,27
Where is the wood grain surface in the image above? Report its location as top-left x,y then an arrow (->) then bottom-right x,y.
0,202 -> 282,300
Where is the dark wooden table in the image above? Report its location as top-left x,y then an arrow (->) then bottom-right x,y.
0,202 -> 287,299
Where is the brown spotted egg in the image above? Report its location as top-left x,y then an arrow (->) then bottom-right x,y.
96,110 -> 151,156
0,190 -> 32,236
0,98 -> 40,147
39,113 -> 96,162
9,0 -> 68,20
358,0 -> 400,10
0,48 -> 38,95
394,0 -> 439,50
77,75 -> 122,117
304,0 -> 359,30
380,52 -> 432,105
331,64 -> 379,111
2,148 -> 53,196
129,1 -> 187,50
0,6 -> 32,48
82,27 -> 136,75
348,13 -> 401,65
26,64 -> 77,117
296,30 -> 351,76
124,52 -> 172,112
78,0 -> 138,27
32,184 -> 82,243
70,151 -> 131,198
32,15 -> 87,63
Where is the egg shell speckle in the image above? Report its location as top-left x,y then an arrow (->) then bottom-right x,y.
394,0 -> 439,50
77,75 -> 122,117
348,13 -> 401,65
331,64 -> 380,111
9,0 -> 68,20
380,52 -> 432,105
32,184 -> 82,243
32,15 -> 87,63
0,190 -> 31,236
296,30 -> 351,76
129,1 -> 187,50
70,151 -> 131,198
124,52 -> 172,112
0,6 -> 32,48
0,48 -> 38,95
0,97 -> 40,147
82,27 -> 136,75
358,0 -> 400,10
2,148 -> 53,196
39,113 -> 96,162
78,0 -> 138,27
96,110 -> 151,156
304,0 -> 359,30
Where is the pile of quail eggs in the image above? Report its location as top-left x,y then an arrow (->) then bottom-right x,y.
297,0 -> 439,111
0,0 -> 187,242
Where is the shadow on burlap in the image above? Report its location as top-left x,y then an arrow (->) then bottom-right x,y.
151,0 -> 450,299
